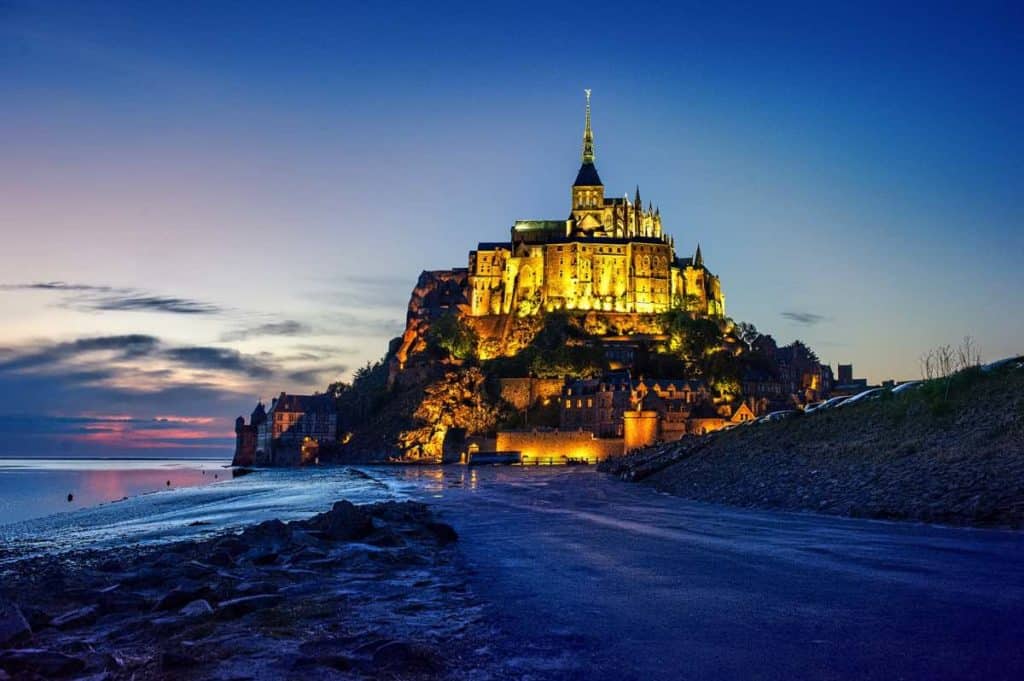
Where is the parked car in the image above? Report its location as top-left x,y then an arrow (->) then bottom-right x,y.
802,401 -> 826,414
839,388 -> 887,406
816,396 -> 850,411
891,381 -> 921,394
981,355 -> 1024,373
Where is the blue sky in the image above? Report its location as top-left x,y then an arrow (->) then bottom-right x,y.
1,1 -> 1022,456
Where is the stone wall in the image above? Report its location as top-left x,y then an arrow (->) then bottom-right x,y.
623,410 -> 659,452
495,429 -> 623,464
498,378 -> 566,411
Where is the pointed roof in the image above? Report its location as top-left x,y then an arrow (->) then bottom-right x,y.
694,243 -> 704,267
582,89 -> 595,164
573,89 -> 603,187
574,163 -> 602,187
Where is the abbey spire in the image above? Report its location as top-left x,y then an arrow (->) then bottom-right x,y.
582,88 -> 595,164
573,89 -> 603,188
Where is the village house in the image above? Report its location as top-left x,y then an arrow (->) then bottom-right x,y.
233,393 -> 338,467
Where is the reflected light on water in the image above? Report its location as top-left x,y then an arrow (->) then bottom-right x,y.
0,459 -> 227,525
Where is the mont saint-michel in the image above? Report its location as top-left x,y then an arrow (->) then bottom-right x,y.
3,7 -> 1023,679
232,92 -> 794,468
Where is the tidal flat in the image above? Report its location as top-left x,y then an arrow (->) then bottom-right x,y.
2,466 -> 1023,680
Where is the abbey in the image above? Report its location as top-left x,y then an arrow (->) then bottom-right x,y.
467,91 -> 725,318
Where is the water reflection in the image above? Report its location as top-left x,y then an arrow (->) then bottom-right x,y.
0,459 -> 227,525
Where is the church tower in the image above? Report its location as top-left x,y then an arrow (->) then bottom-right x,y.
571,89 -> 605,231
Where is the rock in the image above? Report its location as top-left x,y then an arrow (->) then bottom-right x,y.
19,606 -> 51,632
291,653 -> 353,671
250,551 -> 279,566
181,560 -> 217,579
160,648 -> 198,669
96,559 -> 122,573
0,649 -> 86,677
288,546 -> 328,563
233,581 -> 279,595
207,550 -> 234,567
426,521 -> 459,545
120,566 -> 167,588
368,528 -> 406,548
0,600 -> 31,647
214,536 -> 248,556
239,519 -> 292,549
179,599 -> 214,619
371,640 -> 443,673
370,500 -> 429,523
152,584 -> 216,612
314,501 -> 373,541
215,594 -> 284,619
51,604 -> 99,630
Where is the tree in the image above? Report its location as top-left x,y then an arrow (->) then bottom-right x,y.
661,310 -> 725,374
335,359 -> 390,427
734,321 -> 760,352
426,312 -> 478,360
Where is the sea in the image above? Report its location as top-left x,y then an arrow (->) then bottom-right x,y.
0,458 -> 443,557
0,457 -> 230,525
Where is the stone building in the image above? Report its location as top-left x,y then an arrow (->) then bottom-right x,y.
561,372 -> 634,437
466,91 -> 725,320
394,92 -> 726,369
560,373 -> 756,444
232,401 -> 266,466
250,393 -> 338,466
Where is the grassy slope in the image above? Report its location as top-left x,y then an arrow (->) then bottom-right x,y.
639,367 -> 1024,527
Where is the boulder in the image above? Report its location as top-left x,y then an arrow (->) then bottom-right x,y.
426,521 -> 459,545
0,600 -> 31,646
152,585 -> 215,612
313,501 -> 373,541
51,605 -> 99,630
215,594 -> 284,619
368,527 -> 406,548
160,648 -> 198,670
213,536 -> 248,557
250,551 -> 279,566
371,640 -> 442,673
239,519 -> 292,548
19,606 -> 51,632
0,649 -> 86,677
232,581 -> 279,596
206,550 -> 234,567
179,599 -> 214,619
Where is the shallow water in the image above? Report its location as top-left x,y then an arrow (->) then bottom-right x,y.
0,464 -> 403,556
0,458 -> 230,525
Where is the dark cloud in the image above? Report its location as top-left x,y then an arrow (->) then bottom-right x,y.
781,311 -> 828,326
220,320 -> 312,342
86,295 -> 220,315
163,347 -> 274,378
0,331 -> 352,457
0,369 -> 250,458
0,335 -> 159,372
5,282 -> 114,293
2,282 -> 222,315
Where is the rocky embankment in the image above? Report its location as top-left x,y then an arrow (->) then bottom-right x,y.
601,366 -> 1024,527
0,501 -> 503,680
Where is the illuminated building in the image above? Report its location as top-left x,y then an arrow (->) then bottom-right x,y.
252,393 -> 337,466
466,90 -> 725,319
